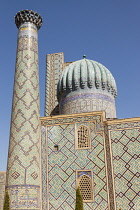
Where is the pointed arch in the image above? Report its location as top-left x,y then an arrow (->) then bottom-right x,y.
77,170 -> 94,202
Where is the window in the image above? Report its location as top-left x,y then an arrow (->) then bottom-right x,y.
76,170 -> 94,202
54,145 -> 59,151
76,125 -> 90,149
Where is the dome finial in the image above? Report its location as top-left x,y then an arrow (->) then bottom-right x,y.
83,55 -> 86,59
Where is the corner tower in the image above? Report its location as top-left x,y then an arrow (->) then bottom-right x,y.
6,10 -> 42,209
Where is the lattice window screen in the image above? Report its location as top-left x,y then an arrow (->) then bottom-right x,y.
79,175 -> 92,201
77,125 -> 90,148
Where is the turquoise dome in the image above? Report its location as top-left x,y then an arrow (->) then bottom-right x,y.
57,58 -> 117,101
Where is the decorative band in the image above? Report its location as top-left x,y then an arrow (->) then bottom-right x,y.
7,184 -> 40,188
18,23 -> 37,39
60,93 -> 114,106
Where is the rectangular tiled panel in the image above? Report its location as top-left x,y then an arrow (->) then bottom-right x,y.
41,113 -> 109,210
109,122 -> 140,210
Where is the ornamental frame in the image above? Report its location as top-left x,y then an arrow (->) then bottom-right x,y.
76,170 -> 94,202
75,123 -> 91,150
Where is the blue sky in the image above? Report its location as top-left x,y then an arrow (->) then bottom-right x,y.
0,0 -> 140,171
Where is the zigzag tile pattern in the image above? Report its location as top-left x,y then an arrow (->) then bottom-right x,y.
7,23 -> 41,209
110,126 -> 140,210
42,114 -> 109,209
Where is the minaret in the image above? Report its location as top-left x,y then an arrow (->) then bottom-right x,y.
6,10 -> 42,209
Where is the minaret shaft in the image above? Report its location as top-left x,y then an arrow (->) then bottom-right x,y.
6,11 -> 42,210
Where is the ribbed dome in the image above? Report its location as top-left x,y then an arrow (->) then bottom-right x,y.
57,58 -> 117,101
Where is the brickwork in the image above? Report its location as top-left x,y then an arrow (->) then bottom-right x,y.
41,126 -> 48,210
41,112 -> 113,210
6,13 -> 42,209
63,61 -> 73,69
0,172 -> 6,210
2,11 -> 139,209
108,119 -> 140,210
104,125 -> 116,210
45,53 -> 64,116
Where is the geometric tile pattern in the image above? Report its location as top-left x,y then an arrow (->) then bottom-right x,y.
45,52 -> 64,116
109,125 -> 140,210
108,120 -> 140,130
41,113 -> 109,210
11,171 -> 20,179
6,22 -> 41,209
0,172 -> 6,210
59,92 -> 116,118
31,171 -> 38,180
41,113 -> 104,132
104,125 -> 116,210
41,126 -> 48,210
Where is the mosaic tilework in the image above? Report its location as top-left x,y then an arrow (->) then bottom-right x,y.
59,92 -> 116,118
109,122 -> 140,210
104,126 -> 116,210
7,185 -> 40,209
41,113 -> 104,133
7,22 -> 41,209
41,113 -> 110,210
41,126 -> 48,210
0,172 -> 6,210
108,120 -> 140,130
45,53 -> 64,116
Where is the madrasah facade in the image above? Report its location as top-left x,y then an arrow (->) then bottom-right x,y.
0,10 -> 139,210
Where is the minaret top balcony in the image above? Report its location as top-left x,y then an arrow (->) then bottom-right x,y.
15,10 -> 42,30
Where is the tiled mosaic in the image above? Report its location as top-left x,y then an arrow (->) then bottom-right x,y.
7,185 -> 40,209
41,113 -> 103,131
104,126 -> 116,210
45,52 -> 64,116
41,126 -> 48,210
108,121 -> 140,210
59,93 -> 116,118
41,113 -> 109,210
0,172 -> 6,210
6,21 -> 41,209
3,15 -> 139,209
